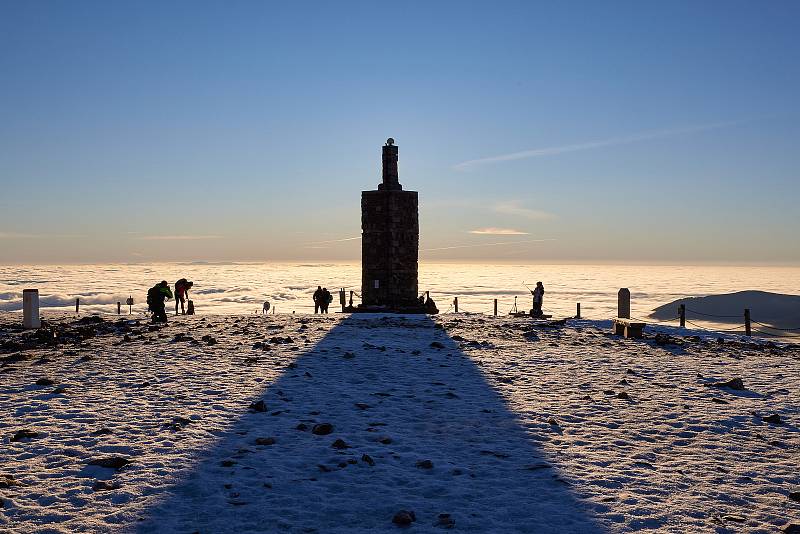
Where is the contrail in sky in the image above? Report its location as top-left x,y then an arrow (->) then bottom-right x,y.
454,120 -> 742,169
303,236 -> 361,245
422,238 -> 554,252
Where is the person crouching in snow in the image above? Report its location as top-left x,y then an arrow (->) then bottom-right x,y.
174,278 -> 193,315
147,281 -> 173,323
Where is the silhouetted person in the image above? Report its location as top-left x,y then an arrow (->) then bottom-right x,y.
263,301 -> 270,314
321,288 -> 332,313
418,295 -> 425,306
531,281 -> 545,317
174,278 -> 193,315
425,294 -> 439,315
147,281 -> 173,324
313,286 -> 323,314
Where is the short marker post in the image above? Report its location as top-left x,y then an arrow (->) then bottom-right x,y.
744,308 -> 751,337
23,289 -> 41,329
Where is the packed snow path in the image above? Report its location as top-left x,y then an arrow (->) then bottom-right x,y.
1,313 -> 799,532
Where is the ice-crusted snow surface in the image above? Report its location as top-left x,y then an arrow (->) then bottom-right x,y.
1,312 -> 799,533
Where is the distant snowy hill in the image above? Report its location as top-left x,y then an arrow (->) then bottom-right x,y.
651,290 -> 800,329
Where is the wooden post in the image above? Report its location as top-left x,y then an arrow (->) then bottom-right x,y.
679,304 -> 686,328
23,289 -> 41,329
744,308 -> 751,337
576,302 -> 581,319
75,298 -> 80,314
493,299 -> 498,316
340,288 -> 346,312
454,297 -> 459,313
618,288 -> 631,319
117,302 -> 121,315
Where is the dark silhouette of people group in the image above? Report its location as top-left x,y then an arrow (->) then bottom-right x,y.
146,278 -> 542,321
147,278 -> 194,323
313,286 -> 333,313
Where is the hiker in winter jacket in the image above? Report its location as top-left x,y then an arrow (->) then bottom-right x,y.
147,281 -> 173,323
174,278 -> 193,315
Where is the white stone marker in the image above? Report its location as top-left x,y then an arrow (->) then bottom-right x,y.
23,289 -> 41,329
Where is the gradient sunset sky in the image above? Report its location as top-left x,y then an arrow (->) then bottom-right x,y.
1,1 -> 798,264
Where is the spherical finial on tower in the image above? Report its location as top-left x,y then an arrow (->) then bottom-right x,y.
386,138 -> 395,146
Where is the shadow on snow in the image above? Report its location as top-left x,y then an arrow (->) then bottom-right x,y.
135,315 -> 604,533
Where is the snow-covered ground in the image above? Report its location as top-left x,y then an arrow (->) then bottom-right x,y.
1,312 -> 799,533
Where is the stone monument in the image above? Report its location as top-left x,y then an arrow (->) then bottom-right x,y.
360,138 -> 420,311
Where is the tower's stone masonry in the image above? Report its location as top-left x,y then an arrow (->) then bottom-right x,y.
361,139 -> 419,309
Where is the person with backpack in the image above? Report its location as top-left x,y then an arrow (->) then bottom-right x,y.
531,281 -> 545,317
321,288 -> 332,313
147,281 -> 173,323
174,278 -> 193,315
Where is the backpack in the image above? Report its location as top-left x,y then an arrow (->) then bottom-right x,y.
147,286 -> 160,310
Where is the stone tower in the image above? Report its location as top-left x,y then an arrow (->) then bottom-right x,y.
361,138 -> 419,310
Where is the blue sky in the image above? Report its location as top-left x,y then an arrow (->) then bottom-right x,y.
1,1 -> 798,263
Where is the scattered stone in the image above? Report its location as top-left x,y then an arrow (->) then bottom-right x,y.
435,513 -> 455,529
784,525 -> 800,534
430,341 -> 445,349
392,510 -> 416,527
379,437 -> 393,445
331,438 -> 349,449
296,423 -> 308,431
355,403 -> 370,410
723,515 -> 746,523
617,391 -> 630,400
343,351 -> 355,359
416,459 -> 434,469
603,390 -> 615,395
35,377 -> 54,386
201,335 -> 217,345
93,427 -> 113,435
0,475 -> 19,488
93,480 -> 120,491
762,414 -> 783,425
361,454 -> 375,466
789,491 -> 800,503
88,456 -> 132,470
547,418 -> 559,426
165,417 -> 193,430
220,460 -> 236,467
312,423 -> 333,435
52,385 -> 67,394
249,400 -> 267,412
712,378 -> 745,390
711,398 -> 729,404
10,429 -> 38,442
255,437 -> 276,446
